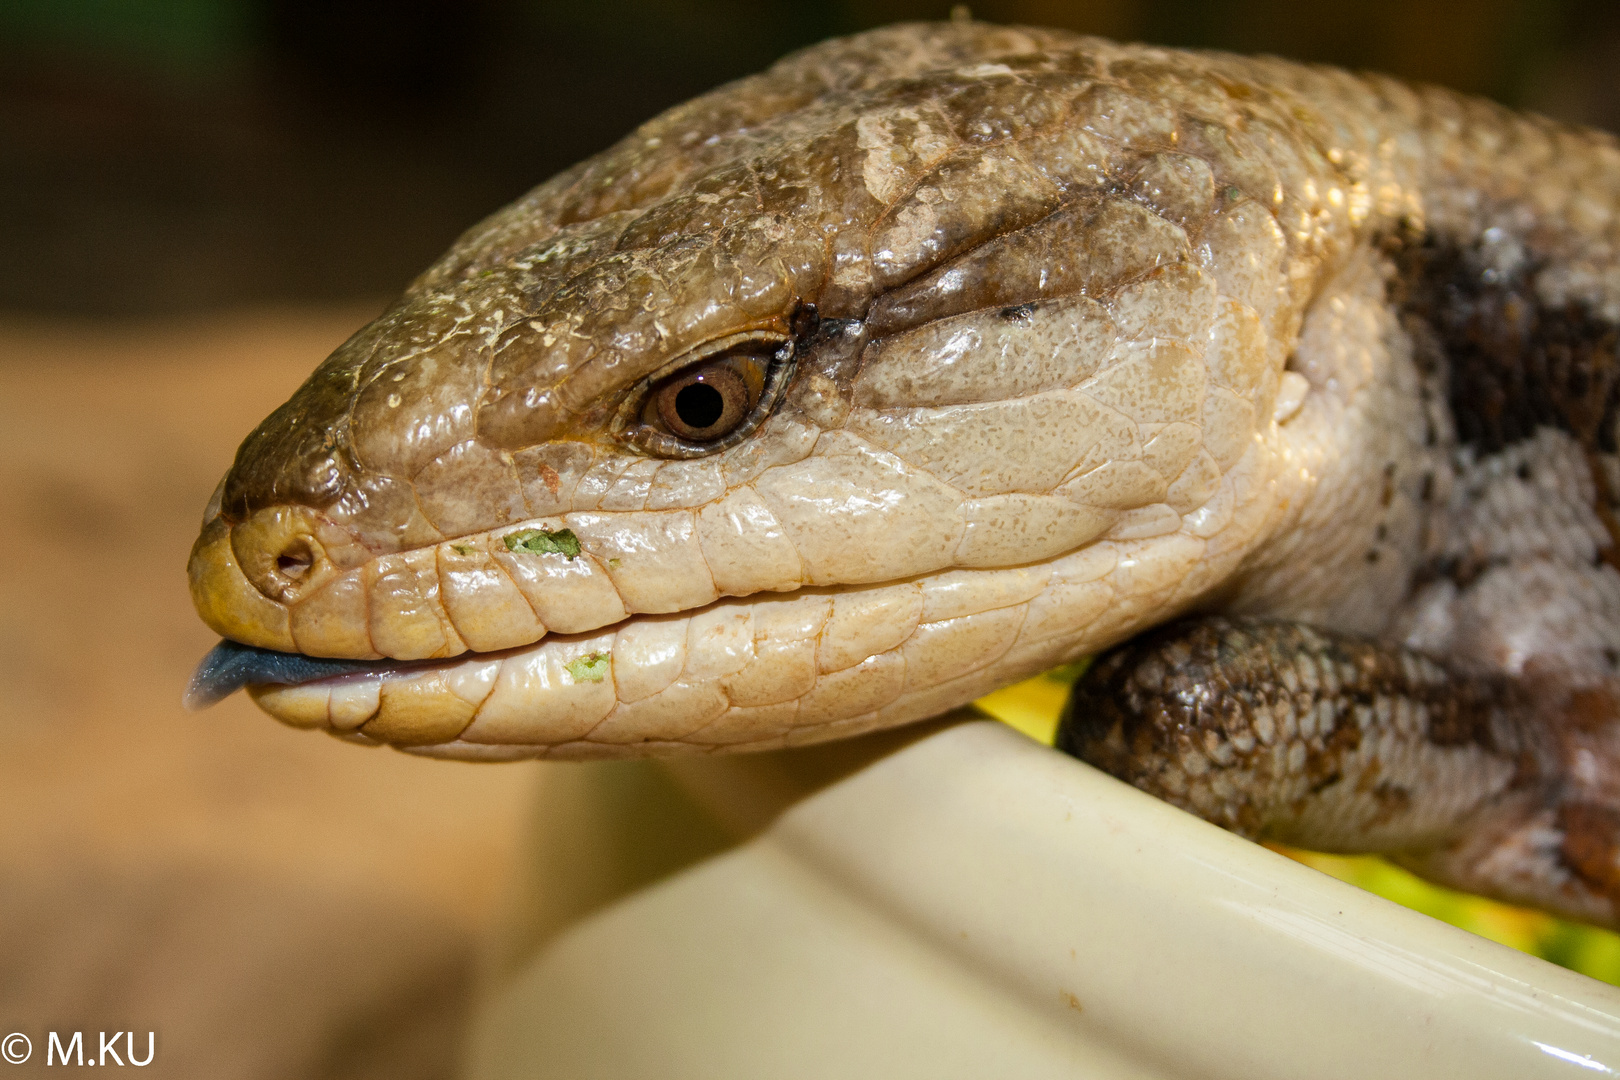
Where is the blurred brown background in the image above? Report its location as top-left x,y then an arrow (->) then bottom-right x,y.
1,1 -> 1617,1077
6,0 -> 1620,318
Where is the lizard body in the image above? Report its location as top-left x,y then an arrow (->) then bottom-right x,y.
186,22 -> 1620,926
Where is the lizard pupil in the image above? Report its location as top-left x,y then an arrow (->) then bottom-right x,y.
675,382 -> 726,431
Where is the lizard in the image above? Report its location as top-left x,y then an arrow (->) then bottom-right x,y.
184,20 -> 1620,930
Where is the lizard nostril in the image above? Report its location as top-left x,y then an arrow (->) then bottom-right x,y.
276,541 -> 314,580
229,509 -> 338,605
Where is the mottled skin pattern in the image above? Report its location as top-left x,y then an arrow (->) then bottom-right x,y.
187,23 -> 1620,926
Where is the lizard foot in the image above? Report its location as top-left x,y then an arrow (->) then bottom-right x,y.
1056,616 -> 1620,928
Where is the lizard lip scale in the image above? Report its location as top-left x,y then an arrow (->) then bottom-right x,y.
187,20 -> 1620,930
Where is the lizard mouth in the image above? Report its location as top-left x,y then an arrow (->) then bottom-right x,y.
179,551 -> 1138,762
183,638 -> 468,711
183,608 -> 655,712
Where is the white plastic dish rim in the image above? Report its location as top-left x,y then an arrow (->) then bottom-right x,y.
467,717 -> 1620,1080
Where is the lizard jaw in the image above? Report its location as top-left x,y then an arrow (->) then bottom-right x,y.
198,534 -> 1218,761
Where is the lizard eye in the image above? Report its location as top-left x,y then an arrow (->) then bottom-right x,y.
620,333 -> 795,458
655,358 -> 757,440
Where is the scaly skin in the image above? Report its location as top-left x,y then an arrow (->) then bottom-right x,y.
189,22 -> 1620,924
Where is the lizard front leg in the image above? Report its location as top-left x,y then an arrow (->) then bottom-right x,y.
1058,616 -> 1620,928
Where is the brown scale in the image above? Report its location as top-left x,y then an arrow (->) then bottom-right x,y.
1056,617 -> 1620,923
1060,618 -> 1539,843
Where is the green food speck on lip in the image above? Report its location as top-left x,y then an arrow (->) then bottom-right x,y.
565,653 -> 611,683
450,543 -> 476,555
504,527 -> 582,559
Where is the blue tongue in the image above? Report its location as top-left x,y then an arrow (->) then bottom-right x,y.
183,640 -> 405,711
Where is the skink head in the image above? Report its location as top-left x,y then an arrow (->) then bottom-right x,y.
186,22 -> 1312,756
